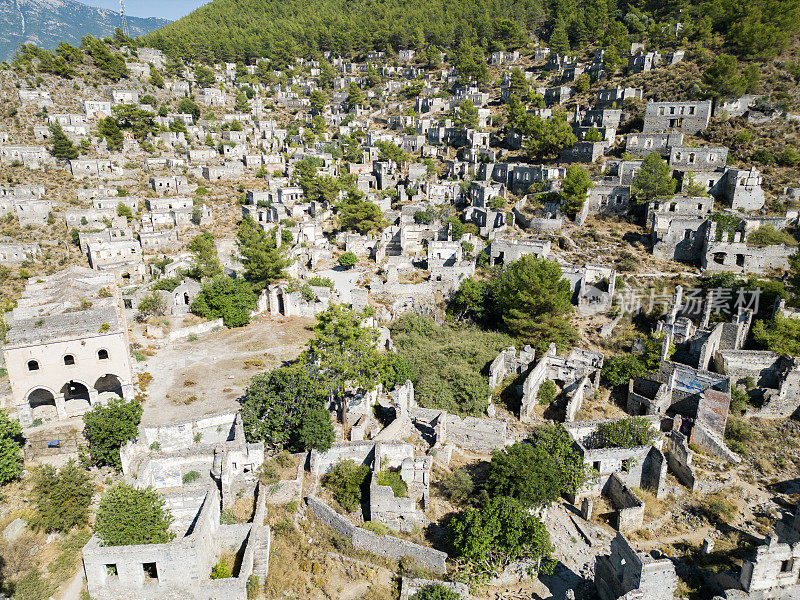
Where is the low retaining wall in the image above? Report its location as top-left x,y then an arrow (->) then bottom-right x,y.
306,496 -> 447,573
168,318 -> 224,341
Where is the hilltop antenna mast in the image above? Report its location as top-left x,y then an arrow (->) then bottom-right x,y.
119,0 -> 130,36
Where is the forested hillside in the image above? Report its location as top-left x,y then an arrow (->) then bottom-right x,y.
141,0 -> 800,64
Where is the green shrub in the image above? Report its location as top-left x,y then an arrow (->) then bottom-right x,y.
361,520 -> 393,535
11,568 -> 55,600
337,251 -> 358,269
440,467 -> 475,506
0,409 -> 23,485
537,379 -> 557,405
191,276 -> 258,328
601,355 -> 647,386
410,585 -> 461,600
306,276 -> 335,289
220,509 -> 236,525
323,459 -> 369,512
724,418 -> 753,453
211,559 -> 232,579
95,484 -> 174,546
246,574 -> 260,599
389,314 -> 513,416
182,470 -> 201,484
31,460 -> 94,533
596,417 -> 658,448
376,468 -> 407,497
82,398 -> 142,471
701,493 -> 737,524
747,224 -> 797,247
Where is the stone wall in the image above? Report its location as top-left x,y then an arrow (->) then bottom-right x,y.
595,533 -> 677,600
306,496 -> 447,573
740,535 -> 800,595
167,319 -> 224,341
368,473 -> 427,532
439,413 -> 508,454
663,431 -> 698,491
399,578 -> 470,600
714,350 -> 782,388
310,441 -> 415,477
605,474 -> 645,532
689,423 -> 740,464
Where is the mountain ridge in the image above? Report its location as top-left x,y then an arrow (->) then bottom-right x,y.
0,0 -> 169,61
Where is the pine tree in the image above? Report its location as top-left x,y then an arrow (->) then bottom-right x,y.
48,123 -> 79,161
236,215 -> 290,291
549,22 -> 571,55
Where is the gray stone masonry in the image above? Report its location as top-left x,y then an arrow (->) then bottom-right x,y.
305,496 -> 447,573
595,533 -> 677,600
83,485 -> 266,600
740,535 -> 800,596
643,101 -> 712,134
400,578 -> 470,599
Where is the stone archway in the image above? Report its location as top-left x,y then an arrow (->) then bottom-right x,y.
27,388 -> 57,423
61,381 -> 91,418
94,374 -> 123,398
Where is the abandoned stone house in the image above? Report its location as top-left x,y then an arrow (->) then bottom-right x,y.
93,196 -> 140,213
643,100 -> 713,134
650,207 -> 712,263
78,228 -> 136,254
489,236 -> 551,267
625,132 -> 685,158
65,207 -> 126,230
519,344 -> 604,423
628,361 -> 737,461
84,100 -> 113,118
3,197 -> 55,226
0,239 -> 40,265
595,533 -> 677,600
0,145 -> 53,168
565,417 -> 666,532
138,229 -> 180,252
18,89 -> 52,107
2,267 -> 134,427
83,484 -> 269,600
702,221 -> 797,275
668,146 -> 728,172
86,239 -> 145,281
149,176 -> 190,195
595,86 -> 642,108
109,89 -> 139,104
120,413 -> 264,508
70,159 -> 118,180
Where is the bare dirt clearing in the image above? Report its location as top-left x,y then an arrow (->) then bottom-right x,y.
135,315 -> 314,425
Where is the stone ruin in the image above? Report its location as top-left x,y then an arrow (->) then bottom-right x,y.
310,440 -> 430,532
520,344 -> 604,423
595,533 -> 678,600
565,417 -> 666,533
82,484 -> 270,600
120,412 -> 264,509
628,361 -> 739,462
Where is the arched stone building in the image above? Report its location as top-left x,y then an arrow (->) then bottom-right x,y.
2,267 -> 134,427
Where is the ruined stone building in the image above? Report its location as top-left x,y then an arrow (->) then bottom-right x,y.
595,534 -> 677,600
120,413 -> 265,508
2,267 -> 134,427
83,485 -> 269,600
643,100 -> 713,134
565,417 -> 666,532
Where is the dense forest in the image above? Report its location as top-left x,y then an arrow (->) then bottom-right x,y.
140,0 -> 800,64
